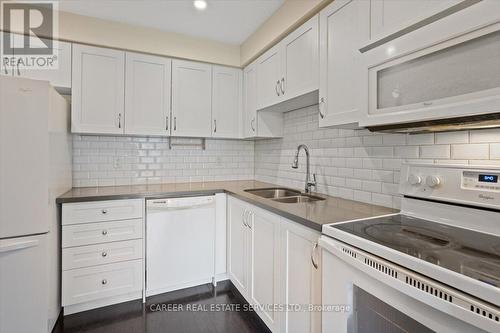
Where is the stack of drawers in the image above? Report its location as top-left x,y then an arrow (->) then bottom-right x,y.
61,199 -> 144,313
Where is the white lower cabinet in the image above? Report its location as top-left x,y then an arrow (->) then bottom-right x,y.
61,199 -> 145,315
280,219 -> 321,333
248,206 -> 281,332
227,196 -> 321,333
228,196 -> 250,294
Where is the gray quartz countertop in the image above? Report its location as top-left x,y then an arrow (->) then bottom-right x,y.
57,180 -> 398,231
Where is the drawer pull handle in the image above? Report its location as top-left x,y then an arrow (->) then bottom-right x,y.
102,230 -> 108,236
101,279 -> 107,285
101,209 -> 108,214
101,251 -> 108,257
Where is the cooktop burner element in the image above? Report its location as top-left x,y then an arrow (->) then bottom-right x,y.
334,214 -> 500,288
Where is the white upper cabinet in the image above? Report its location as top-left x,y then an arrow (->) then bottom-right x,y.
1,33 -> 71,92
243,63 -> 258,138
0,32 -> 13,76
256,15 -> 319,112
212,66 -> 242,138
361,1 -> 500,127
256,43 -> 283,110
319,0 -> 370,128
124,53 -> 171,136
72,44 -> 125,134
17,36 -> 72,92
364,0 -> 473,50
281,14 -> 319,101
243,61 -> 284,139
171,59 -> 212,138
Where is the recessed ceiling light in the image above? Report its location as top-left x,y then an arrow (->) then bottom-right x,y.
193,0 -> 207,10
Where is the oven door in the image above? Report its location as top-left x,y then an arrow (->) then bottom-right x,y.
319,236 -> 499,333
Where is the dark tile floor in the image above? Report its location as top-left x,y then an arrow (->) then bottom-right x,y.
53,281 -> 270,333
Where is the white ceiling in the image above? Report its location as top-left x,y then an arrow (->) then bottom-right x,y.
58,0 -> 285,45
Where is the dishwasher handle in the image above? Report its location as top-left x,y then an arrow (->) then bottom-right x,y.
147,196 -> 215,211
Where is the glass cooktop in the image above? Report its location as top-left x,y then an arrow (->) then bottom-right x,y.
333,214 -> 500,288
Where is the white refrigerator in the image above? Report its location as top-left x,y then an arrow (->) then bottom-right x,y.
0,76 -> 72,333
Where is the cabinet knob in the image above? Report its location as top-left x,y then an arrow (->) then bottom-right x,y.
101,279 -> 107,285
101,251 -> 108,257
102,230 -> 108,236
101,209 -> 108,214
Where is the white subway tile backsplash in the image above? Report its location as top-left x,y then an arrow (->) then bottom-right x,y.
451,144 -> 489,159
470,128 -> 500,143
72,136 -> 254,187
419,145 -> 450,159
72,105 -> 500,209
435,131 -> 469,144
254,105 -> 500,209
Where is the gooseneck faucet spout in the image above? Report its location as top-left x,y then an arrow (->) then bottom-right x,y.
292,144 -> 316,193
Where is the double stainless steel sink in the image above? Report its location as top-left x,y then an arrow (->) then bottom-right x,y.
244,188 -> 325,204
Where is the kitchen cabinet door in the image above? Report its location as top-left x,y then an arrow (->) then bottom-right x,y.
248,206 -> 281,332
124,52 -> 171,136
212,66 -> 242,138
319,0 -> 369,128
369,0 -> 467,46
15,35 -> 72,92
243,62 -> 283,139
243,62 -> 257,138
227,197 -> 249,296
71,44 -> 125,134
1,32 -> 14,77
281,14 -> 319,101
280,219 -> 321,333
256,44 -> 283,110
171,59 -> 212,137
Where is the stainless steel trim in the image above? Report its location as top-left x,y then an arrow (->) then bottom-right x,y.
367,113 -> 500,134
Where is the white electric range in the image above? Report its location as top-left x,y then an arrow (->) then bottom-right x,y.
320,164 -> 500,333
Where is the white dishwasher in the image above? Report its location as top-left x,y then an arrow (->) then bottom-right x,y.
146,196 -> 216,296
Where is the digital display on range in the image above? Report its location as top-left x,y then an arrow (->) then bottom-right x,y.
478,174 -> 498,183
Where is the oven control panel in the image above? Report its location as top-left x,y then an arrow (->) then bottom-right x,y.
400,164 -> 500,209
462,171 -> 500,192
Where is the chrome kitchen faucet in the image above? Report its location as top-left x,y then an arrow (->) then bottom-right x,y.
292,144 -> 317,193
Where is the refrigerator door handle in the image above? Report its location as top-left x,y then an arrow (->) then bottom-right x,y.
0,239 -> 39,253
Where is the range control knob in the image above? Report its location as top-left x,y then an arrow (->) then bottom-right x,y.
408,174 -> 422,186
426,175 -> 441,188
